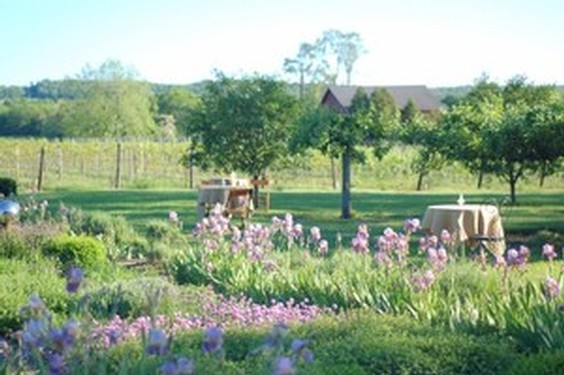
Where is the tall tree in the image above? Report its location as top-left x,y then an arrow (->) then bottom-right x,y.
58,60 -> 157,137
283,42 -> 328,100
441,78 -> 503,188
187,73 -> 299,187
59,79 -> 157,137
295,88 -> 397,218
319,29 -> 366,85
400,101 -> 445,190
441,75 -> 564,203
156,88 -> 201,136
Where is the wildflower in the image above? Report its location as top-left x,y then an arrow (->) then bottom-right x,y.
49,320 -> 79,353
264,322 -> 289,349
291,339 -> 314,363
160,357 -> 195,375
48,353 -> 66,375
310,226 -> 321,242
542,244 -> 557,261
147,328 -> 169,356
66,267 -> 84,293
168,211 -> 179,223
318,239 -> 328,255
494,255 -> 507,269
410,269 -> 435,292
519,245 -> 530,260
440,229 -> 452,246
22,318 -> 47,348
374,251 -> 393,268
544,276 -> 561,300
403,218 -> 420,234
506,248 -> 520,266
273,356 -> 294,375
352,235 -> 369,254
20,295 -> 49,320
202,326 -> 223,354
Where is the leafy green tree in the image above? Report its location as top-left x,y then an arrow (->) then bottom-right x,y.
442,75 -> 564,202
400,100 -> 445,190
156,88 -> 201,136
441,78 -> 503,188
527,100 -> 564,186
187,73 -> 300,189
58,60 -> 157,137
0,99 -> 61,137
59,80 -> 157,137
295,88 -> 397,218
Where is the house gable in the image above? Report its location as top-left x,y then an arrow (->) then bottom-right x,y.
321,85 -> 442,113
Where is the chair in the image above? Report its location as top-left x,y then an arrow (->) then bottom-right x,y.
224,188 -> 253,223
251,179 -> 270,212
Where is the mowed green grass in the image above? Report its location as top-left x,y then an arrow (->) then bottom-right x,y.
30,188 -> 564,250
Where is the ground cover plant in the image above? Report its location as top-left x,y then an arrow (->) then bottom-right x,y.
0,189 -> 563,373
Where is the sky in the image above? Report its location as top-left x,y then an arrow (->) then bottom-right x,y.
1,0 -> 563,88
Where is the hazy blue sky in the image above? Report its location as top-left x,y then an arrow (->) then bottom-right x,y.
1,0 -> 563,87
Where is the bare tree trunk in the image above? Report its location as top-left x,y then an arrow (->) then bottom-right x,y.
115,142 -> 122,189
341,150 -> 352,219
416,172 -> 424,191
477,169 -> 484,189
539,163 -> 546,187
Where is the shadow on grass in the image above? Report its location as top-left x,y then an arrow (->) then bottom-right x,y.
30,189 -> 563,249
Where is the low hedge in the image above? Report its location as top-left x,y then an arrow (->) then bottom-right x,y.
42,234 -> 107,271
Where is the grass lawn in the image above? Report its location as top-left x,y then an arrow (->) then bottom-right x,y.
30,188 -> 564,250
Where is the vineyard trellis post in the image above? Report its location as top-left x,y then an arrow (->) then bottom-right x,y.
37,145 -> 46,191
115,141 -> 122,189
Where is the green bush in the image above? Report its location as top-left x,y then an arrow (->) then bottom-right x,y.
146,219 -> 187,246
0,258 -> 69,335
0,177 -> 17,197
80,277 -> 183,320
0,221 -> 65,259
42,234 -> 107,271
62,208 -> 148,260
508,350 -> 564,375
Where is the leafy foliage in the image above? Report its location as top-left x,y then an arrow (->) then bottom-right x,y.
187,73 -> 299,177
42,234 -> 107,271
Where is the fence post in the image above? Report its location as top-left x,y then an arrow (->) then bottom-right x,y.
115,142 -> 122,189
37,146 -> 46,191
57,141 -> 63,180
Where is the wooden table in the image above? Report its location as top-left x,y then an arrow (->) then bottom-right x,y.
197,185 -> 253,220
421,204 -> 505,254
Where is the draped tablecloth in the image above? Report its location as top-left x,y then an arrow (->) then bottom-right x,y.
421,204 -> 505,255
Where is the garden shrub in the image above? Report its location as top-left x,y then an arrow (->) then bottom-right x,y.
0,177 -> 17,197
42,234 -> 107,271
0,221 -> 65,259
62,208 -> 149,260
79,277 -> 182,320
0,258 -> 69,335
508,350 -> 564,375
145,219 -> 187,246
292,311 -> 516,375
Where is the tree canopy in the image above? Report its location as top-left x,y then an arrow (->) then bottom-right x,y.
187,73 -> 300,179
